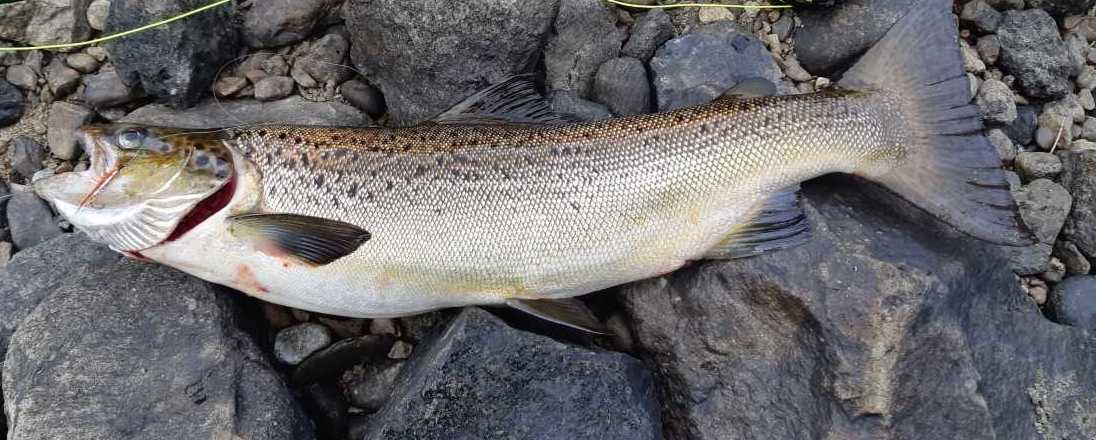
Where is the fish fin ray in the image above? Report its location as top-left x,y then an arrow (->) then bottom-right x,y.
505,298 -> 609,334
432,74 -> 578,126
720,77 -> 777,99
227,213 -> 371,266
703,186 -> 810,259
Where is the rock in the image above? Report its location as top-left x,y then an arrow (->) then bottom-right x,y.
1060,150 -> 1096,258
0,234 -> 315,440
300,382 -> 348,440
1073,139 -> 1096,151
386,340 -> 413,359
621,9 -> 674,62
289,62 -> 318,88
1004,105 -> 1037,147
1080,89 -> 1095,111
274,322 -> 333,365
6,193 -> 62,251
5,65 -> 38,91
1004,170 -> 1022,191
0,0 -> 92,47
1050,276 -> 1096,329
0,242 -> 11,268
1065,32 -> 1088,75
296,33 -> 352,85
960,40 -> 986,74
651,23 -> 785,111
987,128 -> 1016,163
44,57 -> 81,97
697,6 -> 734,23
64,52 -> 100,74
1036,95 -> 1085,150
1078,66 -> 1096,90
773,14 -> 795,41
975,79 -> 1015,125
46,102 -> 94,160
0,78 -> 26,127
1025,0 -> 1096,20
86,0 -> 109,31
244,68 -> 269,85
960,0 -> 1001,33
1066,15 -> 1096,42
345,360 -> 404,411
997,9 -> 1080,100
544,0 -> 625,98
9,136 -> 46,180
1014,178 -> 1071,244
550,90 -> 612,121
213,75 -> 248,98
1028,277 -> 1050,303
780,56 -> 814,83
254,76 -> 296,101
1014,152 -> 1062,182
242,0 -> 342,48
82,67 -> 141,108
122,97 -> 371,128
619,178 -> 1096,438
794,0 -> 915,75
292,334 -> 394,387
339,79 -> 386,117
976,35 -> 1000,65
361,308 -> 661,439
105,0 -> 238,108
592,57 -> 651,116
262,55 -> 291,77
1055,240 -> 1092,275
347,0 -> 557,126
1082,117 -> 1096,141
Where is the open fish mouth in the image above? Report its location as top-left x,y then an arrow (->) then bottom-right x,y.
33,126 -> 235,252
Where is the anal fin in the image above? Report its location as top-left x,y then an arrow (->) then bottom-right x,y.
703,186 -> 811,259
506,298 -> 609,334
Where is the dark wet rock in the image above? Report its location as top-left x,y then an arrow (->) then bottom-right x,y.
1026,0 -> 1096,20
6,193 -> 62,252
1015,152 -> 1062,182
9,136 -> 46,181
348,0 -> 556,126
339,79 -> 385,118
0,0 -> 92,47
82,67 -> 142,108
242,0 -> 342,48
1004,105 -> 1037,147
794,0 -> 915,75
997,9 -> 1080,100
297,33 -> 352,85
1050,276 -> 1096,329
345,360 -> 404,411
593,57 -> 651,116
123,96 -> 371,128
651,23 -> 785,111
275,322 -> 333,365
959,0 -> 1001,33
975,79 -> 1015,125
254,75 -> 296,101
301,382 -> 349,440
773,14 -> 795,41
0,78 -> 25,127
551,90 -> 612,121
0,234 -> 315,440
544,0 -> 625,99
1054,240 -> 1092,275
5,65 -> 38,91
361,308 -> 661,439
1061,150 -> 1096,258
1014,178 -> 1071,244
105,0 -> 238,108
618,176 -> 1096,439
47,102 -> 95,160
621,9 -> 674,62
293,335 -> 395,386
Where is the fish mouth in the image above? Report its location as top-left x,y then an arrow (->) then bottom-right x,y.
163,173 -> 236,243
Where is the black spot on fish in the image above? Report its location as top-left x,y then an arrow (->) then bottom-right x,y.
384,180 -> 394,191
333,149 -> 347,158
347,182 -> 358,197
314,174 -> 325,187
277,133 -> 288,140
264,153 -> 274,164
293,136 -> 303,144
300,154 -> 310,167
258,129 -> 268,137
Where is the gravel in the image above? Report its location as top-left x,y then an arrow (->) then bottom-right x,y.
274,322 -> 333,365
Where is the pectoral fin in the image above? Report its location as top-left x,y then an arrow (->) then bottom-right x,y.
227,213 -> 371,266
703,186 -> 810,259
506,298 -> 609,334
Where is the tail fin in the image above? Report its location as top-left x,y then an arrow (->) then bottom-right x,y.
839,0 -> 1033,246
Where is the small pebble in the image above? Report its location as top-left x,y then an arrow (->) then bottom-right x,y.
1014,152 -> 1062,181
0,242 -> 10,268
5,65 -> 37,91
340,80 -> 385,117
64,53 -> 100,74
1042,257 -> 1066,283
1027,278 -> 1048,305
368,318 -> 399,335
253,76 -> 295,101
213,76 -> 248,98
1054,240 -> 1091,275
261,55 -> 290,76
976,35 -> 1000,65
387,340 -> 413,360
290,62 -> 318,88
987,128 -> 1016,163
274,323 -> 333,365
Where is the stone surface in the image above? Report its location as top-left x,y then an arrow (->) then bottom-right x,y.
1014,152 -> 1062,182
213,76 -> 248,98
794,0 -> 915,75
959,0 -> 1001,33
0,0 -> 92,47
1008,242 -> 1053,276
651,23 -> 785,111
65,52 -> 100,74
1004,105 -> 1036,147
618,177 -> 1096,439
0,234 -> 315,440
45,57 -> 81,97
1060,150 -> 1096,258
997,9 -> 1080,100
122,96 -> 371,128
976,35 -> 1000,65
296,33 -> 352,85
550,90 -> 612,121
975,79 -> 1015,125
339,79 -> 385,117
242,0 -> 342,48
105,0 -> 238,108
621,9 -> 674,62
361,308 -> 661,439
82,67 -> 142,108
987,128 -> 1016,163
345,360 -> 404,411
274,323 -> 333,365
1014,178 -> 1071,244
254,76 -> 296,101
347,0 -> 557,126
6,193 -> 62,251
86,0 -> 109,30
593,57 -> 651,116
544,0 -> 625,99
1050,276 -> 1096,329
5,65 -> 38,91
1055,240 -> 1092,275
46,102 -> 95,160
0,78 -> 26,127
1026,0 -> 1096,20
1037,95 -> 1085,150
9,136 -> 46,181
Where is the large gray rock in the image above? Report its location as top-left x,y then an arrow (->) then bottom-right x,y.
621,9 -> 674,62
1,234 -> 315,439
360,308 -> 661,439
0,0 -> 92,47
6,193 -> 61,252
794,0 -> 916,75
1060,150 -> 1096,258
651,23 -> 786,111
347,0 -> 557,126
122,96 -> 371,129
593,57 -> 651,116
1051,276 -> 1096,329
105,0 -> 239,108
1014,178 -> 1071,244
618,177 -> 1096,439
544,0 -> 626,99
241,0 -> 342,48
82,67 -> 143,108
997,9 -> 1080,100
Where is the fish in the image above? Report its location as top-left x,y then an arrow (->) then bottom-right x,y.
33,0 -> 1030,333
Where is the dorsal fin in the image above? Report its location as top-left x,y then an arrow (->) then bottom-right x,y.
433,75 -> 578,125
702,186 -> 811,259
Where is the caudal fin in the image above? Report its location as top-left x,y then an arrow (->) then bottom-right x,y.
839,0 -> 1033,246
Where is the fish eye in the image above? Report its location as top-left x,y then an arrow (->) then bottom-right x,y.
117,130 -> 146,149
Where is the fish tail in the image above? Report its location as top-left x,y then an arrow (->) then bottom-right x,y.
839,0 -> 1033,246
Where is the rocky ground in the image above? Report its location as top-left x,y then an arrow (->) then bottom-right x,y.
0,0 -> 1095,439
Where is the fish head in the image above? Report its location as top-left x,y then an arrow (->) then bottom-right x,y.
34,124 -> 237,252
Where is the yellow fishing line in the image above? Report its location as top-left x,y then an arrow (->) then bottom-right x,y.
0,0 -> 232,52
604,0 -> 792,10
